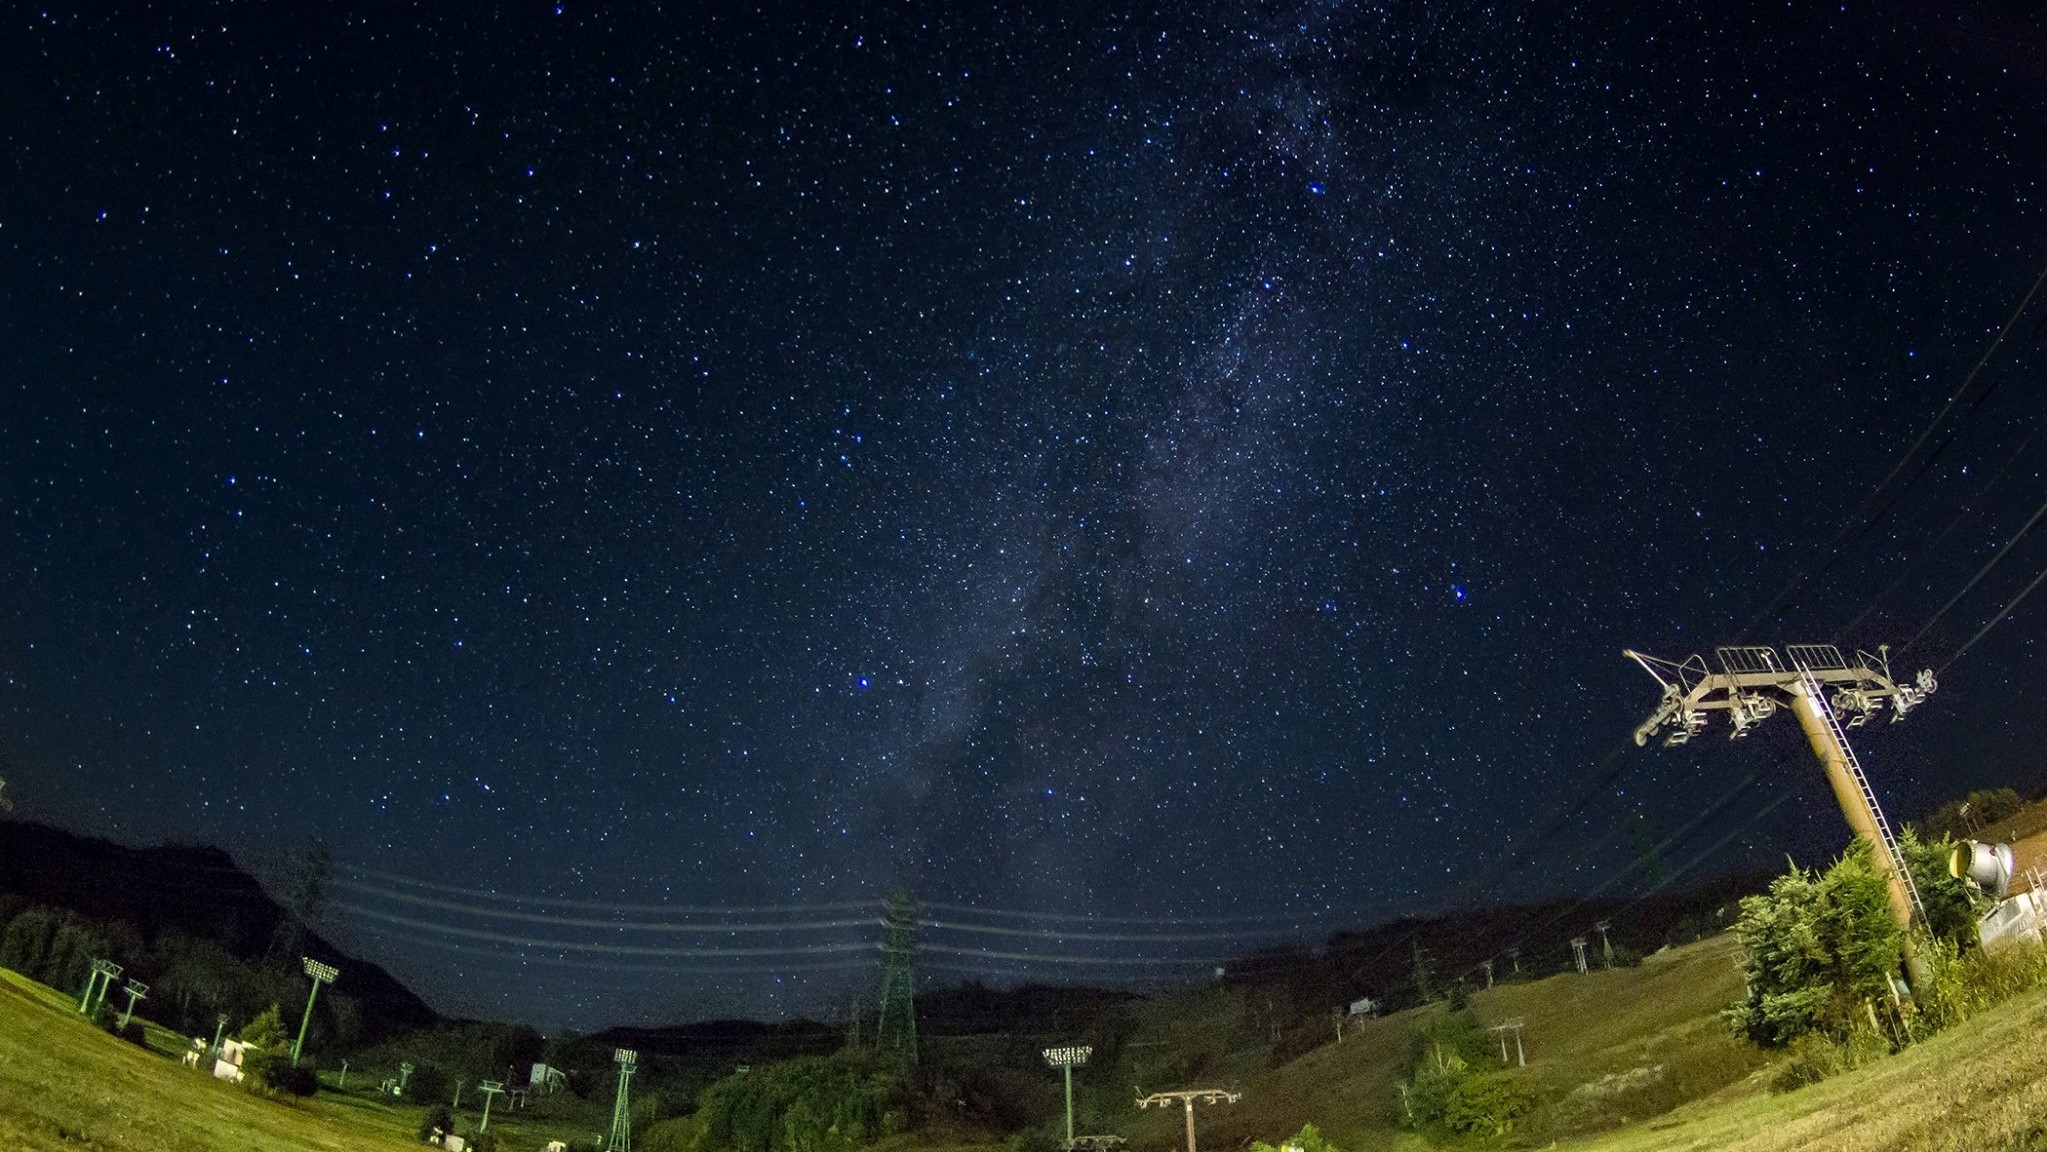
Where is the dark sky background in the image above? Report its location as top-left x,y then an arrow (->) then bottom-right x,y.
4,0 -> 2047,1031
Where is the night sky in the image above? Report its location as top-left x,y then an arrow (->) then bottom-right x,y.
5,1 -> 2047,1030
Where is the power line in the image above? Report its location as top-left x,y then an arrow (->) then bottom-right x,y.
339,863 -> 1356,933
331,874 -> 1318,945
344,925 -> 879,976
1900,491 -> 2047,655
920,900 -> 1321,926
339,864 -> 876,915
1838,414 -> 2047,639
332,902 -> 882,957
1939,553 -> 2047,673
330,879 -> 878,934
1739,257 -> 2047,638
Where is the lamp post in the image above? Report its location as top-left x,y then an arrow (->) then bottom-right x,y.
292,958 -> 339,1067
1042,1045 -> 1092,1144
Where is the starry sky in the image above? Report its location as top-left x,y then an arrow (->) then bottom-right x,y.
5,0 -> 2047,1029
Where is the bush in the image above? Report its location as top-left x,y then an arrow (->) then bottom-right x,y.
419,1103 -> 454,1142
642,1115 -> 701,1152
1724,841 -> 1904,1048
1006,1124 -> 1061,1152
250,1052 -> 319,1096
1250,1123 -> 1345,1152
408,1062 -> 453,1107
1915,935 -> 2047,1035
1770,1027 -> 1890,1091
277,1061 -> 320,1097
469,1131 -> 502,1152
691,1052 -> 909,1152
1399,1010 -> 1528,1139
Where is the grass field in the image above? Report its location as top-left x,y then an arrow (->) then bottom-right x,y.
0,967 -> 603,1151
6,929 -> 2047,1152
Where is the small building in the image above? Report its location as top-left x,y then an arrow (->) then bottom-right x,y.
1980,889 -> 2044,950
213,1039 -> 256,1084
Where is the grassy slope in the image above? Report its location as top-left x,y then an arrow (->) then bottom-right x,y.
1571,982 -> 2047,1152
0,967 -> 604,1152
1990,795 -> 2047,879
1119,930 -> 2047,1152
1120,935 -> 1762,1152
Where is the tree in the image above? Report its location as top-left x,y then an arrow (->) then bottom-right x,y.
156,936 -> 249,1032
241,1003 -> 289,1052
1897,827 -> 1978,949
1923,788 -> 2024,841
0,906 -> 58,978
1724,841 -> 1904,1047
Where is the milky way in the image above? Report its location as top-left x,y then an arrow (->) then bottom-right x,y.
5,1 -> 2047,1026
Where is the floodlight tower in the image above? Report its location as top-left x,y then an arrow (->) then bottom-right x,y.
1043,1045 -> 1092,1144
606,1047 -> 638,1152
1625,644 -> 1935,968
293,957 -> 339,1067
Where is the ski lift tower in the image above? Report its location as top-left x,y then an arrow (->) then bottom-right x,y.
1624,644 -> 1935,947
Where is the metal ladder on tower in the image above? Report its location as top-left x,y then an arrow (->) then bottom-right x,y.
1797,668 -> 1925,923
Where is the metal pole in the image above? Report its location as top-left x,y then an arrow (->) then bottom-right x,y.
1183,1098 -> 1197,1152
340,1060 -> 348,1090
1063,1064 -> 1075,1144
292,977 -> 323,1067
1786,685 -> 1929,990
1787,688 -> 1916,930
211,1014 -> 228,1060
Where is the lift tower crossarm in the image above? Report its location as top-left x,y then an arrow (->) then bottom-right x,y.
1623,644 -> 1933,748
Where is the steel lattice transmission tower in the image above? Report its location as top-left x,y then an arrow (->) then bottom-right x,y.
874,886 -> 919,1065
1624,643 -> 1935,951
606,1048 -> 638,1152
